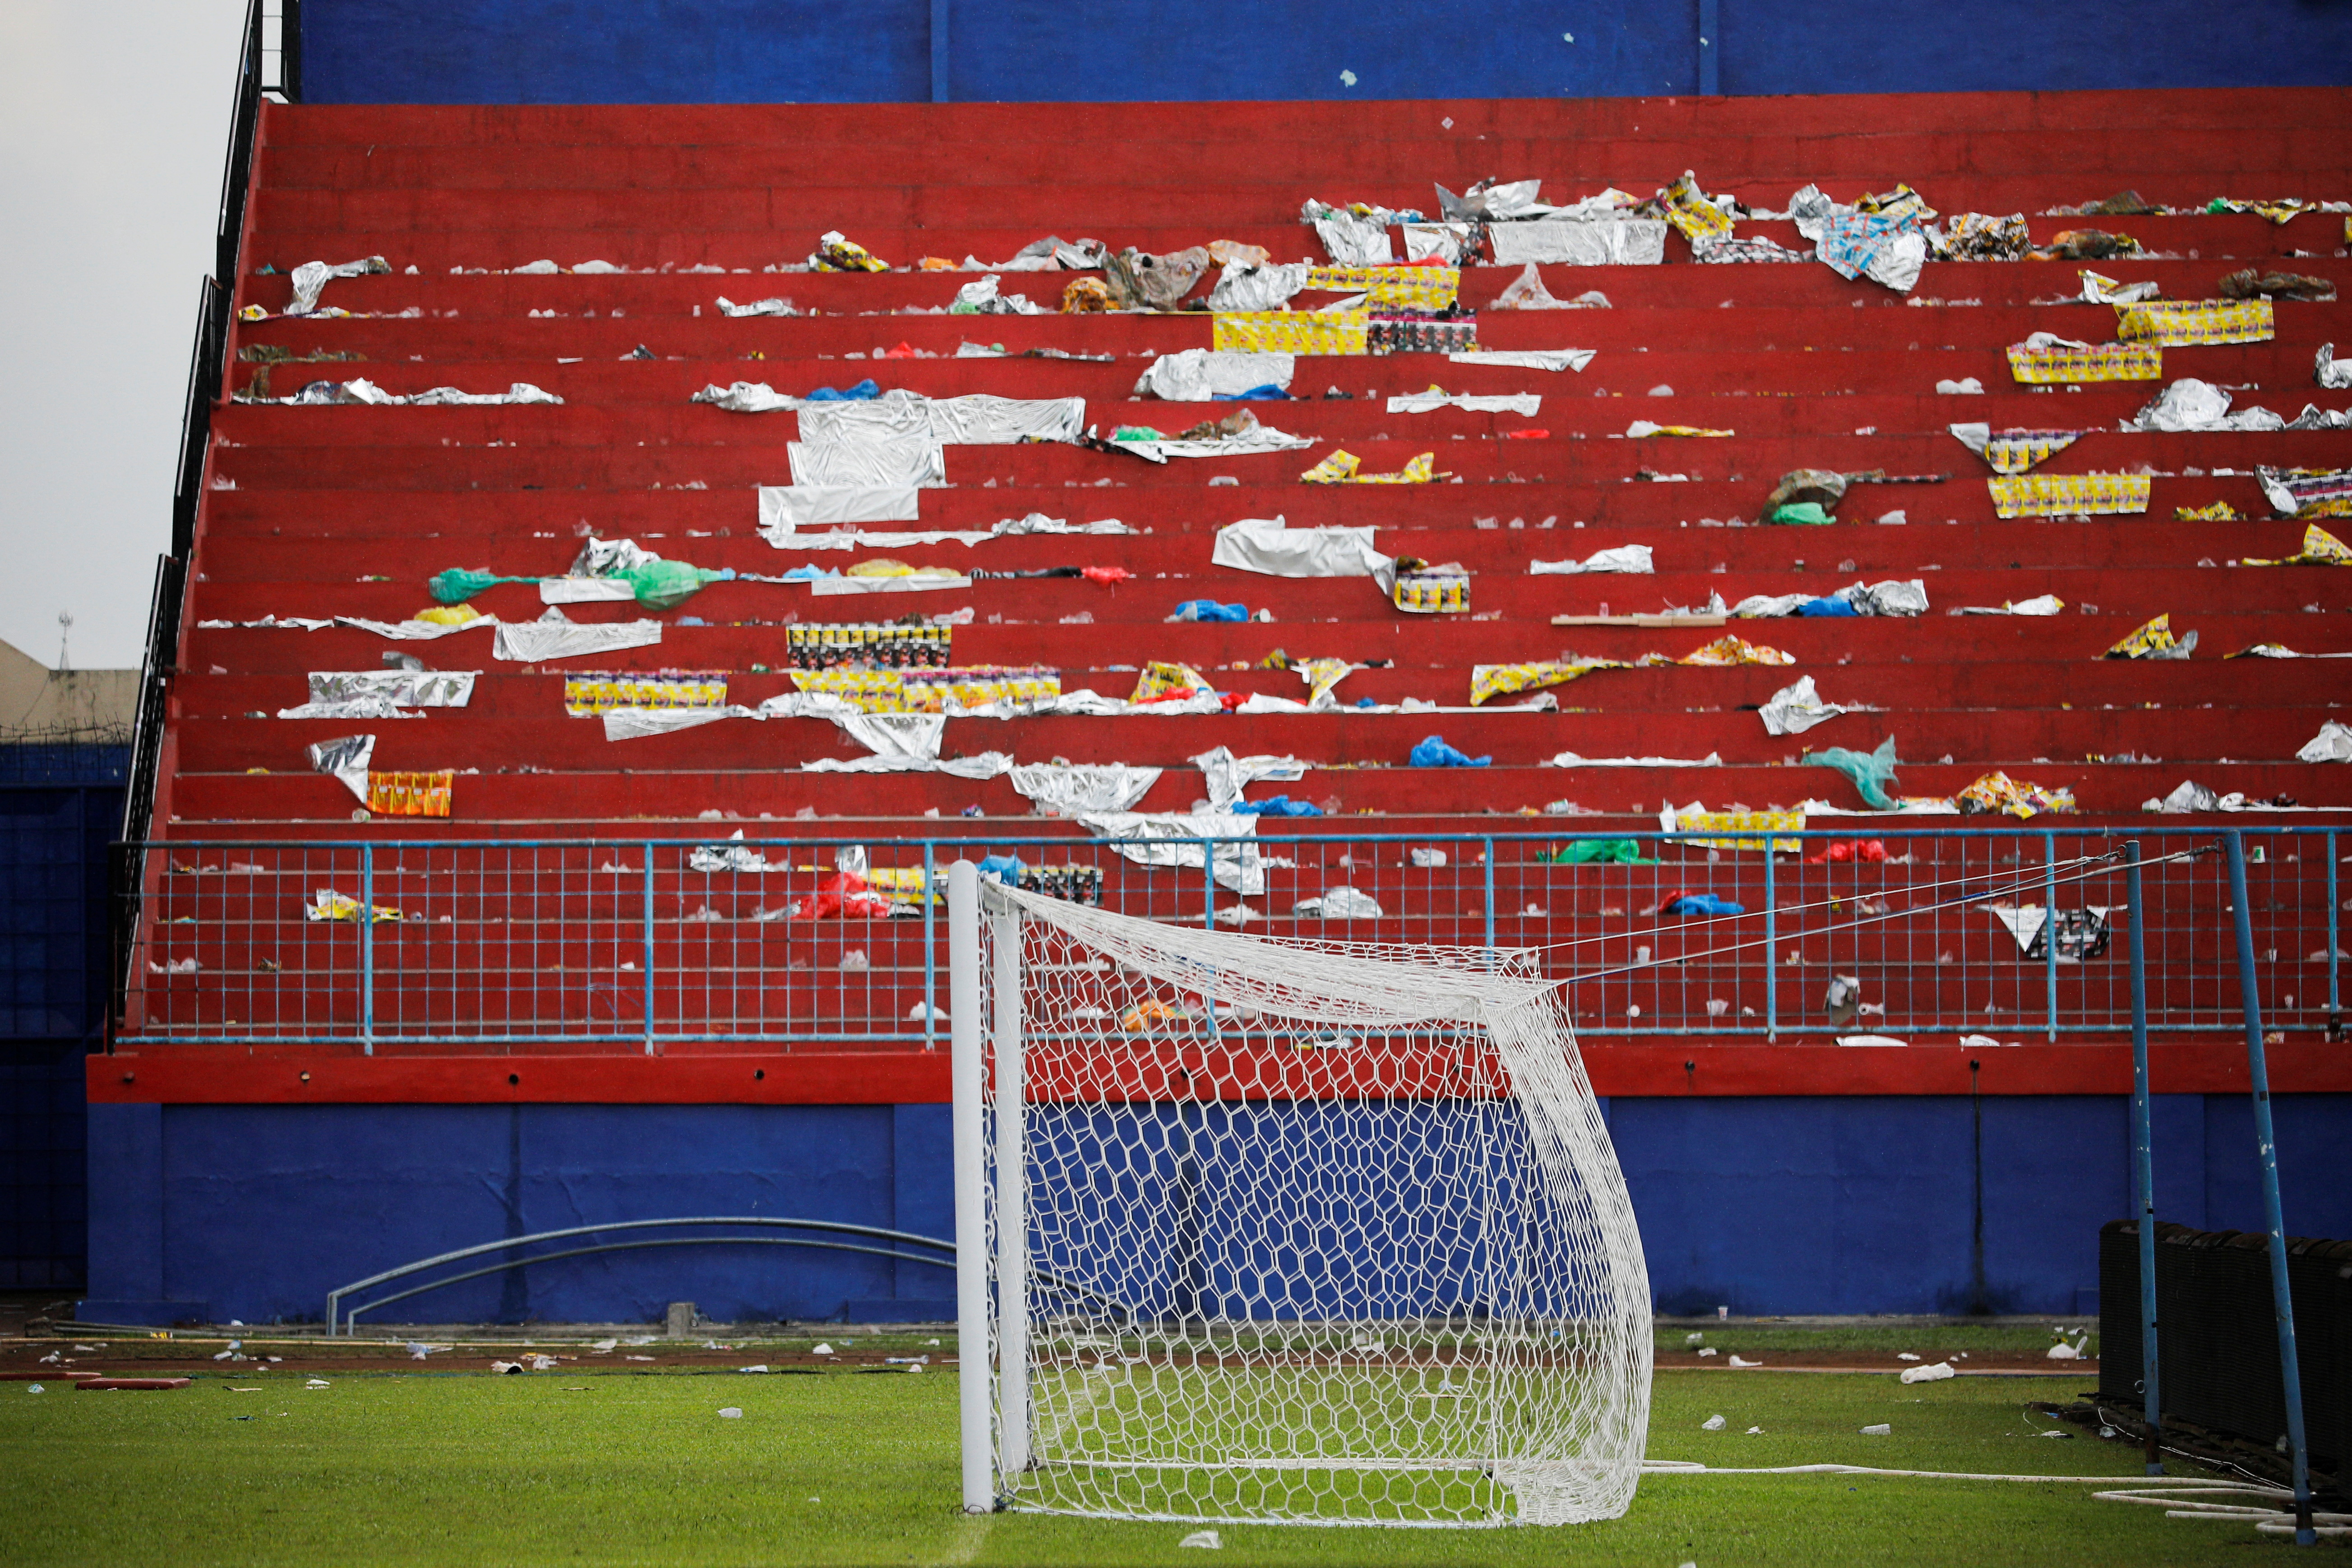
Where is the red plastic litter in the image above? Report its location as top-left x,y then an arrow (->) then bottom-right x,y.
1500,428 -> 1551,440
76,1377 -> 191,1390
1805,839 -> 1890,865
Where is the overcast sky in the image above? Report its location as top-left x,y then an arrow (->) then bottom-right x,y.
1,0 -> 247,671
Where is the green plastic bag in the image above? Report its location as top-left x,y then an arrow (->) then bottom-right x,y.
1767,502 -> 1837,526
1540,838 -> 1653,865
1808,735 -> 1902,810
622,560 -> 730,612
429,567 -> 534,605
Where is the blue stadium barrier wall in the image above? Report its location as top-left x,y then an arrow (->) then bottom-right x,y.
300,0 -> 2352,104
82,1094 -> 2352,1326
0,761 -> 127,1293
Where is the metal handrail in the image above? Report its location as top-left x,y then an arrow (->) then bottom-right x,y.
326,1216 -> 954,1333
341,1236 -> 956,1333
116,824 -> 2347,1050
116,0 -> 298,1029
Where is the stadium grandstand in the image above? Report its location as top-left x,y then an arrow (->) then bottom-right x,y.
81,0 -> 2350,1347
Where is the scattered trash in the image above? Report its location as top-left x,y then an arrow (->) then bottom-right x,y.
1809,736 -> 1904,811
1760,675 -> 1848,736
1294,887 -> 1384,920
1409,735 -> 1490,768
1727,1355 -> 1763,1368
1178,1530 -> 1223,1550
1701,1414 -> 1727,1431
1899,1362 -> 1957,1384
718,1406 -> 745,1418
1860,1423 -> 1891,1436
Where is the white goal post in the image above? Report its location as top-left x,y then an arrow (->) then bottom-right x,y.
947,860 -> 1652,1528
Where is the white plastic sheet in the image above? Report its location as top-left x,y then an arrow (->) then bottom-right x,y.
1134,350 -> 1297,402
693,382 -> 805,413
304,670 -> 475,706
715,296 -> 799,317
1955,595 -> 2066,615
787,433 -> 947,488
2126,379 -> 2285,433
492,612 -> 663,662
1192,746 -> 1309,810
798,392 -> 1085,447
2320,345 -> 2352,391
280,379 -> 561,407
1447,349 -> 1595,373
1307,210 -> 1392,265
1294,886 -> 1383,919
758,485 -> 922,540
286,256 -> 388,315
807,573 -> 970,597
1387,389 -> 1541,415
1530,545 -> 1653,575
1210,516 -> 1392,579
306,733 -> 374,800
1544,751 -> 1721,767
1400,222 -> 1474,264
1077,811 -> 1265,894
278,696 -> 419,720
539,578 -> 638,603
1009,764 -> 1163,816
1760,675 -> 1848,736
1205,262 -> 1309,314
1487,220 -> 1666,268
336,614 -> 502,641
1110,429 -> 1315,463
2297,720 -> 2352,763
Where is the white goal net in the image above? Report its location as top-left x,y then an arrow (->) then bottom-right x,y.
948,867 -> 1651,1528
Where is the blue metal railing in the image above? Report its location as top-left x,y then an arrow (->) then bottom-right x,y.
112,825 -> 2347,1051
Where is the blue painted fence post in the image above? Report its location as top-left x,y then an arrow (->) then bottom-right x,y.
359,842 -> 374,1054
642,843 -> 656,1053
2124,839 -> 2161,1474
2223,831 -> 2317,1545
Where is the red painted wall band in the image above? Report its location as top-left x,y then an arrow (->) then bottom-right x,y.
88,1043 -> 2352,1104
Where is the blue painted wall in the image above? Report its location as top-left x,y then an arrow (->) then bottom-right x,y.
0,760 -> 127,1293
84,1094 -> 2352,1325
299,0 -> 2352,103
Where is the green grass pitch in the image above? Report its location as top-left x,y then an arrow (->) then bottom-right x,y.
0,1361 -> 2278,1566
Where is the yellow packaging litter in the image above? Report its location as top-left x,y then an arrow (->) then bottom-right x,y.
2006,341 -> 2162,384
1988,472 -> 2151,518
2114,298 -> 2274,346
1677,635 -> 1795,666
2239,525 -> 2352,567
1299,450 -> 1437,485
1672,806 -> 1805,855
1132,662 -> 1213,703
1213,311 -> 1369,356
2174,500 -> 2241,521
1304,264 -> 1460,310
365,770 -> 452,817
1391,563 -> 1469,615
2106,614 -> 2185,659
1469,657 -> 1624,707
563,672 -> 729,717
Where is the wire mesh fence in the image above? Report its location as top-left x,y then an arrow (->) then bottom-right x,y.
113,826 -> 2345,1052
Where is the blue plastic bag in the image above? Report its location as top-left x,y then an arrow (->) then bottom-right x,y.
1796,596 -> 1859,617
1213,384 -> 1291,401
977,854 -> 1025,883
1173,599 -> 1250,623
805,378 -> 882,402
1663,892 -> 1746,917
1231,796 -> 1322,817
1410,735 -> 1491,768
